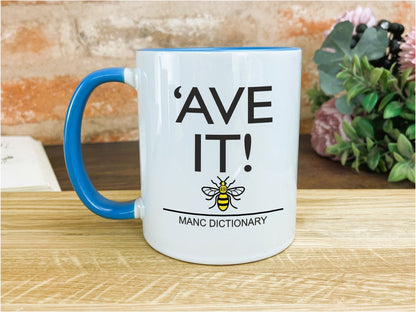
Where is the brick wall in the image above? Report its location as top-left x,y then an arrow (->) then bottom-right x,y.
2,1 -> 414,145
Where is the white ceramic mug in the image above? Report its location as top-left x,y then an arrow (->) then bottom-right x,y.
64,47 -> 302,265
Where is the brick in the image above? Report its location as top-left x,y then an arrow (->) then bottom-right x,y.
2,25 -> 51,54
1,76 -> 137,125
1,0 -> 414,145
88,129 -> 139,143
75,15 -> 223,58
393,1 -> 415,30
80,115 -> 139,144
2,1 -> 49,6
1,115 -> 139,145
2,5 -> 83,69
278,7 -> 335,39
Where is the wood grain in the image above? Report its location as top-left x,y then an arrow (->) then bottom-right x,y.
2,190 -> 414,311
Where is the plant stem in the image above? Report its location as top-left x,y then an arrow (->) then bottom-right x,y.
346,69 -> 372,90
393,82 -> 406,101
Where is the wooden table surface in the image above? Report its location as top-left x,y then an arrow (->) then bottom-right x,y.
45,135 -> 414,190
2,190 -> 414,311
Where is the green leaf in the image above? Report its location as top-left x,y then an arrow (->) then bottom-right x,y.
382,119 -> 393,133
388,143 -> 399,154
351,157 -> 360,172
333,134 -> 352,151
361,56 -> 372,72
386,75 -> 398,87
336,95 -> 355,114
341,54 -> 349,67
367,147 -> 381,170
336,70 -> 350,80
405,95 -> 415,112
407,166 -> 415,183
319,70 -> 345,95
313,22 -> 355,67
351,142 -> 360,157
326,145 -> 339,155
383,101 -> 403,119
307,83 -> 332,113
407,81 -> 415,95
341,150 -> 349,166
352,116 -> 374,138
343,121 -> 359,141
352,54 -> 362,74
389,129 -> 401,140
347,84 -> 365,103
363,92 -> 378,112
393,152 -> 405,163
313,22 -> 388,92
388,162 -> 408,182
406,124 -> 415,140
337,140 -> 351,151
385,154 -> 394,169
389,63 -> 398,74
370,67 -> 383,86
366,137 -> 374,150
334,132 -> 343,144
355,27 -> 389,59
364,112 -> 379,121
401,67 -> 413,88
401,111 -> 415,121
378,92 -> 397,112
397,134 -> 414,159
378,158 -> 387,172
351,94 -> 365,108
384,135 -> 392,145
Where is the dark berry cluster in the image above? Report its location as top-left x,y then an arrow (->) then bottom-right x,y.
350,20 -> 405,71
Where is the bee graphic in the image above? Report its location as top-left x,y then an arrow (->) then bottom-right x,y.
201,176 -> 245,211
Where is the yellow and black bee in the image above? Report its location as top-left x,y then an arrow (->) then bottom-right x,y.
201,176 -> 245,211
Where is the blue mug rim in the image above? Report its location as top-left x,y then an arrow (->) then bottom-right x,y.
137,47 -> 301,52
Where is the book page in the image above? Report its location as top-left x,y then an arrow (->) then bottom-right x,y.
1,136 -> 61,192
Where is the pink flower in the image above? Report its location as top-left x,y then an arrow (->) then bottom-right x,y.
324,6 -> 377,37
399,27 -> 415,81
311,98 -> 352,158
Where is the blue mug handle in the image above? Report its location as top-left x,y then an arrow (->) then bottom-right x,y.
64,67 -> 140,219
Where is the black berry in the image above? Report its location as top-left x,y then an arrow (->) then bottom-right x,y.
370,55 -> 386,67
384,58 -> 392,69
388,23 -> 404,36
367,21 -> 404,73
377,19 -> 390,30
397,24 -> 405,35
389,40 -> 401,54
356,23 -> 368,34
393,34 -> 404,41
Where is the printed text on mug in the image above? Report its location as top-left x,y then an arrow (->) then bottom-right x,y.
174,86 -> 274,172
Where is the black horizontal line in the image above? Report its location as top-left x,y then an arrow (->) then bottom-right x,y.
162,208 -> 284,217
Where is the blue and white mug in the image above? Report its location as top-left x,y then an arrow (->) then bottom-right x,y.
64,47 -> 302,265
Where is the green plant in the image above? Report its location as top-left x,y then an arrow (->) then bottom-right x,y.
309,20 -> 415,183
326,56 -> 415,182
307,83 -> 331,114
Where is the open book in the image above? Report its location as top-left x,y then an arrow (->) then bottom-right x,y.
1,136 -> 61,192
